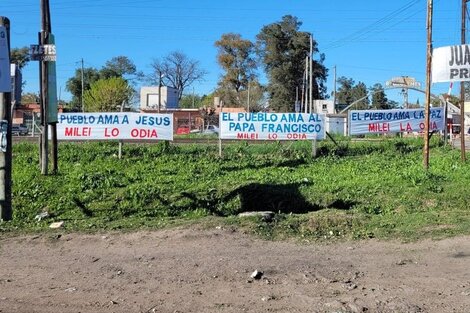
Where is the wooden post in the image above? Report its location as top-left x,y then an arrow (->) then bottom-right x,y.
423,0 -> 433,170
0,17 -> 12,221
39,31 -> 49,175
460,0 -> 467,162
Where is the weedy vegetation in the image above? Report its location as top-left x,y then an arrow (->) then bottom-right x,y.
3,136 -> 470,242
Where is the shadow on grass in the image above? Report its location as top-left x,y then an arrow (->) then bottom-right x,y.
221,182 -> 358,216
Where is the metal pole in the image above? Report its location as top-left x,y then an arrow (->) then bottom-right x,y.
423,0 -> 433,170
460,0 -> 467,162
0,17 -> 12,221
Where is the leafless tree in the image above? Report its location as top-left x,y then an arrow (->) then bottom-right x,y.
149,51 -> 207,100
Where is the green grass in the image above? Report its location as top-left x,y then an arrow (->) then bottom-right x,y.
3,136 -> 470,242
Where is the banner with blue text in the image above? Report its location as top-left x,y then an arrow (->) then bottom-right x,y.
219,112 -> 325,140
348,108 -> 445,135
56,113 -> 173,140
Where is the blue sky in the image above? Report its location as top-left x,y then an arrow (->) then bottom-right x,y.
1,0 -> 463,105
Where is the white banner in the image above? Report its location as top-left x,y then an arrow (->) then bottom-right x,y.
56,113 -> 173,140
349,108 -> 445,135
432,45 -> 470,83
0,26 -> 10,92
220,112 -> 325,140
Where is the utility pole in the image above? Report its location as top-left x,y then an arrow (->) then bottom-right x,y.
39,0 -> 58,174
333,65 -> 337,107
309,35 -> 313,113
81,58 -> 84,112
423,0 -> 433,170
304,56 -> 308,113
39,0 -> 49,175
247,81 -> 251,112
158,71 -> 162,113
460,0 -> 468,162
192,86 -> 195,108
0,17 -> 12,221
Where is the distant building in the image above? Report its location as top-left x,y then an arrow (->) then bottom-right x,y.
140,86 -> 179,110
10,64 -> 22,106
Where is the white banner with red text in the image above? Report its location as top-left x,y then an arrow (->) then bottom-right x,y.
55,112 -> 173,140
348,108 -> 445,136
219,112 -> 325,140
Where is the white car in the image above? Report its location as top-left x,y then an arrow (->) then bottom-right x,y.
201,125 -> 219,135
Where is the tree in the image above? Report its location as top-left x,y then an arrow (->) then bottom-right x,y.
370,83 -> 390,109
336,76 -> 369,109
21,92 -> 40,104
100,56 -> 141,81
83,77 -> 133,112
215,33 -> 257,105
149,51 -> 207,100
10,47 -> 30,69
256,15 -> 327,112
179,94 -> 202,108
351,82 -> 369,109
336,77 -> 355,105
65,67 -> 101,111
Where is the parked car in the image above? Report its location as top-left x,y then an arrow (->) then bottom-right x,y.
11,124 -> 28,136
201,125 -> 219,135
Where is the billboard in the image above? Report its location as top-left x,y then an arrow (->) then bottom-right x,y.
432,45 -> 470,83
56,112 -> 173,140
348,108 -> 445,135
219,112 -> 325,140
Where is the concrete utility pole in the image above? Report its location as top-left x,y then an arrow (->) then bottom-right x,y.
309,35 -> 313,113
81,58 -> 84,112
0,17 -> 12,221
304,56 -> 308,113
333,65 -> 337,106
460,0 -> 468,162
423,0 -> 433,170
247,81 -> 251,112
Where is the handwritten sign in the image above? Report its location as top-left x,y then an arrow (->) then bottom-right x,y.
349,108 -> 445,135
56,113 -> 173,140
219,112 -> 325,140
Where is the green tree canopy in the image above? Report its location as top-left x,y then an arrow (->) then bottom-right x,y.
83,77 -> 133,112
100,56 -> 140,81
336,76 -> 369,109
215,33 -> 258,106
10,47 -> 30,69
66,67 -> 101,111
66,56 -> 139,111
370,83 -> 391,109
256,15 -> 327,112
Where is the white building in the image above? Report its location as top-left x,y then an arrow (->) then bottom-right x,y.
140,86 -> 179,110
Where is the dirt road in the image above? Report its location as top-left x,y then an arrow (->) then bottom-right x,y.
1,227 -> 470,313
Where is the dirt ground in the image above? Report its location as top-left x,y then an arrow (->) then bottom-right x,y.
1,227 -> 470,313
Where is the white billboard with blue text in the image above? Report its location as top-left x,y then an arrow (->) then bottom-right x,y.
219,112 -> 325,140
348,108 -> 445,136
56,113 -> 173,140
